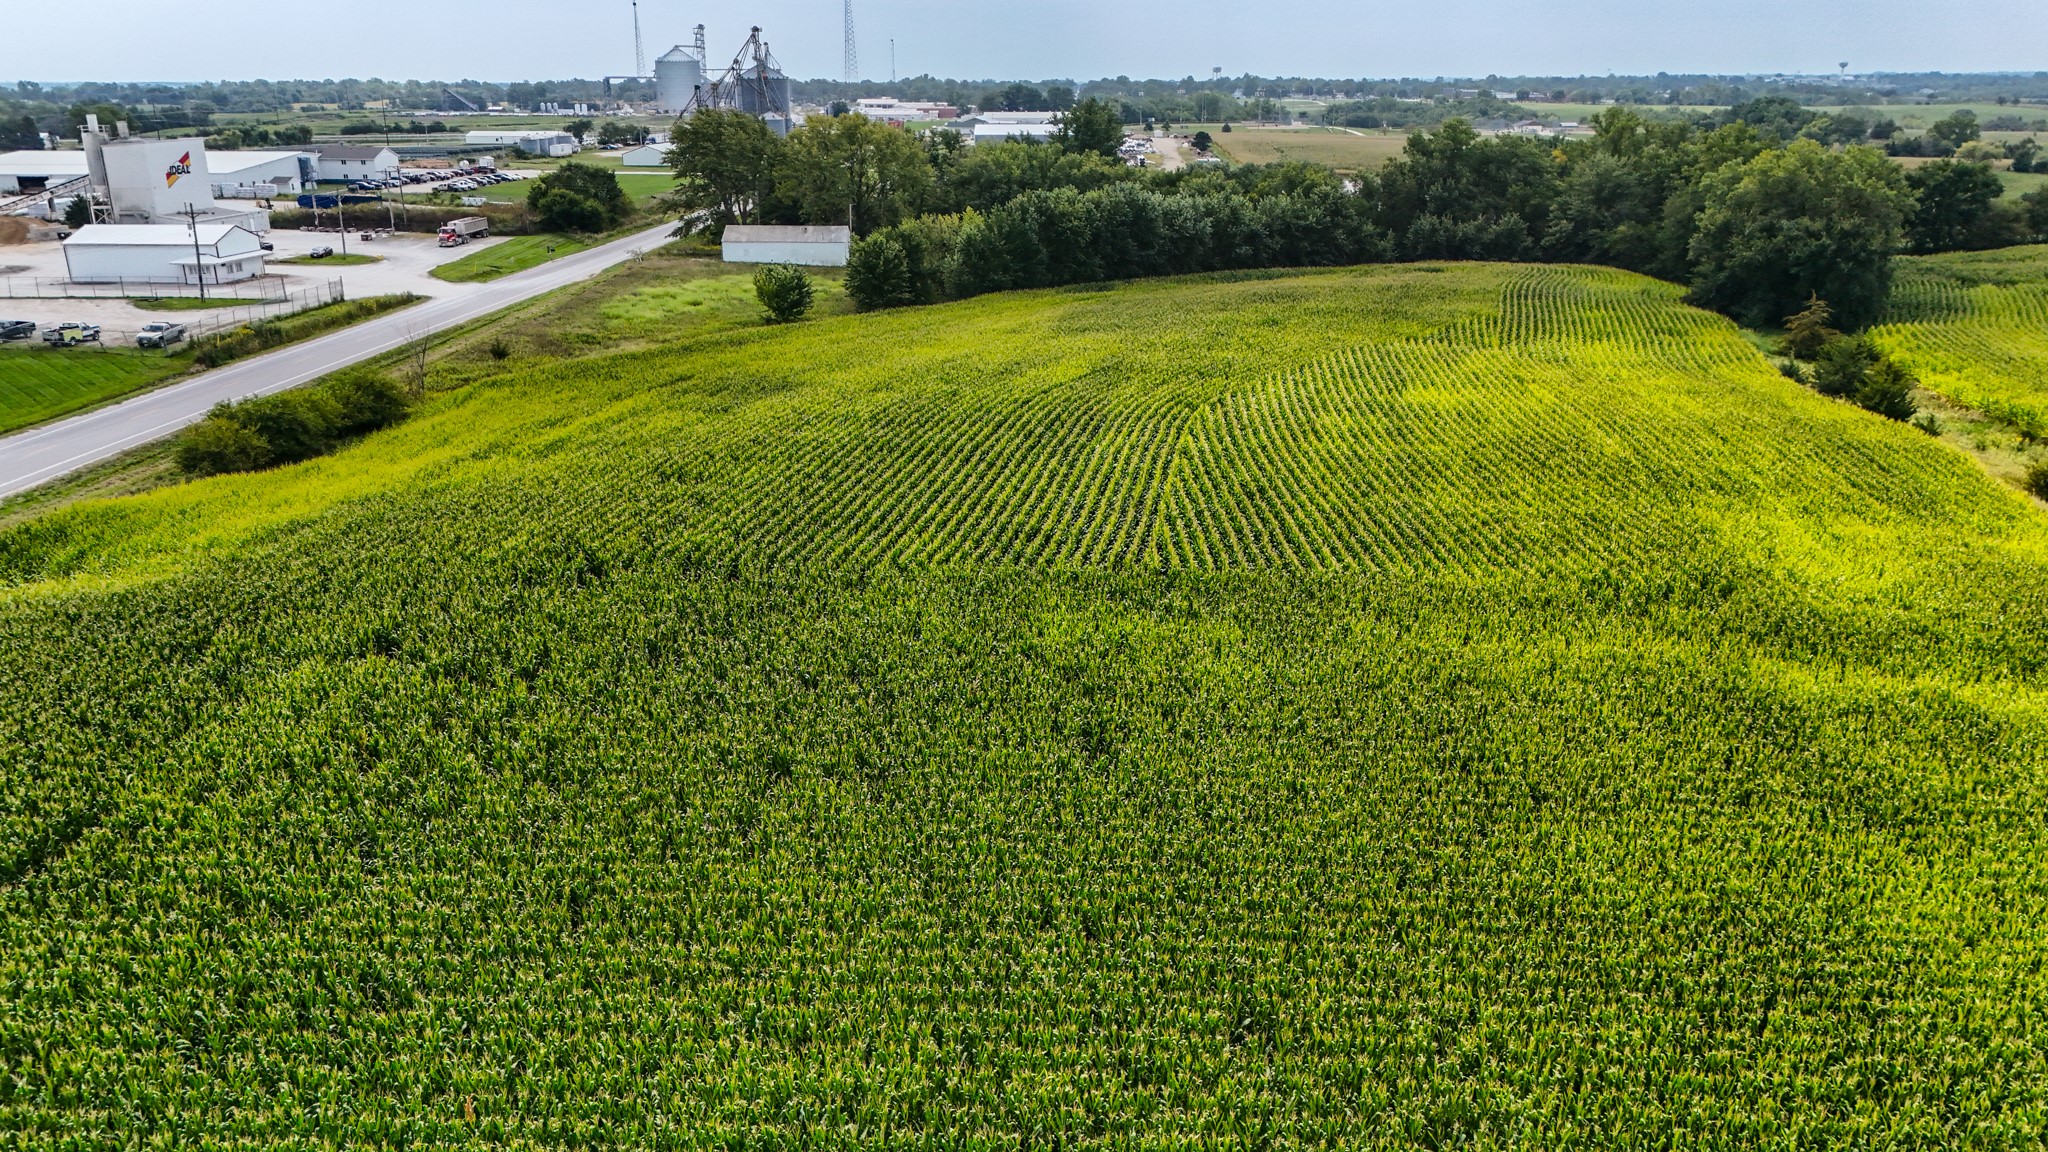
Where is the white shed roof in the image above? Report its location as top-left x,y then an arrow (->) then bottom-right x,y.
0,150 -> 90,178
207,150 -> 312,174
723,225 -> 851,244
63,224 -> 254,247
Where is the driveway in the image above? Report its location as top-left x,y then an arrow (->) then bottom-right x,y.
0,220 -> 677,498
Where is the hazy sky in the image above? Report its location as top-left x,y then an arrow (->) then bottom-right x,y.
17,0 -> 2048,84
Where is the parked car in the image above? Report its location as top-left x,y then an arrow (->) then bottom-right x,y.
136,320 -> 186,348
41,322 -> 101,346
0,319 -> 36,341
308,245 -> 335,259
258,240 -> 274,251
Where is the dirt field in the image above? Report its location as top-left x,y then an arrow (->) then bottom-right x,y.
1208,128 -> 1409,172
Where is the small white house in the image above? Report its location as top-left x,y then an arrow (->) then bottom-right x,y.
721,224 -> 851,267
619,142 -> 669,167
315,145 -> 400,183
63,223 -> 267,285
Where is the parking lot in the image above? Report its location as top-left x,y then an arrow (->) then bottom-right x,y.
348,166 -> 542,197
0,226 -> 513,347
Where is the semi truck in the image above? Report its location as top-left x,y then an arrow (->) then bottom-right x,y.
437,217 -> 490,247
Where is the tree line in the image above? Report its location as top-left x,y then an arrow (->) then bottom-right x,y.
664,99 -> 2046,329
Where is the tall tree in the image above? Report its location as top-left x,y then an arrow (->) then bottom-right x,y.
664,108 -> 784,236
1686,141 -> 1911,330
778,114 -> 935,235
1053,97 -> 1124,160
1904,160 -> 2003,252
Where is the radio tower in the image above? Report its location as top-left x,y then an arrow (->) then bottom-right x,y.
631,0 -> 646,77
843,0 -> 858,82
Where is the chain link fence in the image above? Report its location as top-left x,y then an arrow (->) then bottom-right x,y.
0,274 -> 292,301
7,279 -> 344,350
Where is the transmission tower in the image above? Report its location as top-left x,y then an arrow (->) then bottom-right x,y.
843,0 -> 858,82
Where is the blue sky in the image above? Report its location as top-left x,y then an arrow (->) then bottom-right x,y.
19,0 -> 2048,83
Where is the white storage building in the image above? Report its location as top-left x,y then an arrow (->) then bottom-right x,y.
721,224 -> 851,267
0,150 -> 89,195
208,150 -> 317,197
463,130 -> 579,157
619,142 -> 668,167
971,123 -> 1058,145
62,223 -> 267,285
314,145 -> 400,183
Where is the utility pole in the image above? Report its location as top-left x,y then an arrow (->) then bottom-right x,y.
177,202 -> 207,301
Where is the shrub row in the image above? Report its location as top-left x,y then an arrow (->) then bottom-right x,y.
176,370 -> 412,477
193,294 -> 420,369
847,184 -> 1387,309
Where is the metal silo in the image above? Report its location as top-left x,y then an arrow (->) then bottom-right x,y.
655,45 -> 703,114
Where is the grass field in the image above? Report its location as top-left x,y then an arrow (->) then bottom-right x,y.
1873,244 -> 2048,442
4,262 -> 2048,1144
1208,126 -> 1409,171
130,297 -> 238,310
0,346 -> 185,435
429,233 -> 595,282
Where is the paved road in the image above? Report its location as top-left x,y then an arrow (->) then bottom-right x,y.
0,221 -> 677,499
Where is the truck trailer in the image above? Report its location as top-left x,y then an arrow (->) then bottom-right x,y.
436,216 -> 490,247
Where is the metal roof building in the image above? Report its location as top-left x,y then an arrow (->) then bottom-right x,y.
62,223 -> 268,285
721,224 -> 851,267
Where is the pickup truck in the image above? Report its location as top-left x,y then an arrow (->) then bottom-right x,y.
137,321 -> 186,348
0,319 -> 36,341
41,322 -> 101,346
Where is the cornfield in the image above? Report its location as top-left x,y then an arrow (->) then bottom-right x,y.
3,262 -> 2047,1146
1873,243 -> 2048,437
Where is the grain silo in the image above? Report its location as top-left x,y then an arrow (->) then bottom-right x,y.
655,29 -> 706,114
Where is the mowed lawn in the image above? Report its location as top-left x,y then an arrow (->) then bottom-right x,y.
430,233 -> 595,282
0,346 -> 186,435
1209,127 -> 1409,171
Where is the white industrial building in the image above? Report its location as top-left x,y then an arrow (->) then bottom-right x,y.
83,129 -> 269,232
314,145 -> 401,183
208,150 -> 316,197
463,130 -> 578,157
721,224 -> 850,267
971,123 -> 1059,145
0,150 -> 89,195
62,223 -> 267,285
619,142 -> 668,166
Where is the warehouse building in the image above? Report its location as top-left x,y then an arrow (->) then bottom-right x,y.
62,223 -> 267,285
314,145 -> 400,183
86,130 -> 269,232
721,224 -> 850,267
208,150 -> 316,197
463,130 -> 579,157
0,150 -> 89,195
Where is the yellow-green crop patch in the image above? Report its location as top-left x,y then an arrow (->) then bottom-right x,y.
3,263 -> 2048,1146
1872,243 -> 2048,437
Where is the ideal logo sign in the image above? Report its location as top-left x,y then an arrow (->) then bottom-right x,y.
165,152 -> 192,187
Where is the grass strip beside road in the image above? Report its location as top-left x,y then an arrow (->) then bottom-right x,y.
0,295 -> 422,435
271,253 -> 383,266
430,233 -> 597,283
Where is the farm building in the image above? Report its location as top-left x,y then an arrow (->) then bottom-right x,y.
619,143 -> 669,167
721,224 -> 851,267
208,150 -> 317,197
314,145 -> 400,183
62,223 -> 267,285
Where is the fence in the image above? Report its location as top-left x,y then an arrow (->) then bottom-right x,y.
13,279 -> 344,350
0,274 -> 293,302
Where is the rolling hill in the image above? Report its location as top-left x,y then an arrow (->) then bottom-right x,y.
3,263 -> 2046,1146
1874,243 -> 2048,438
